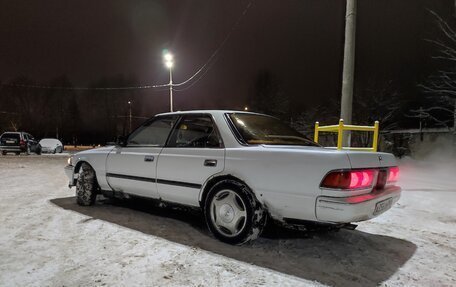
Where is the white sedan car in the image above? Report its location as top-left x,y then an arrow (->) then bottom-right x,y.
39,138 -> 64,154
64,110 -> 401,244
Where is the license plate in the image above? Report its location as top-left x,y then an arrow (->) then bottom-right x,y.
5,140 -> 15,144
374,197 -> 393,215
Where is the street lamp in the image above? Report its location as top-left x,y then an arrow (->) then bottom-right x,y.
244,106 -> 248,111
127,101 -> 132,133
164,52 -> 174,112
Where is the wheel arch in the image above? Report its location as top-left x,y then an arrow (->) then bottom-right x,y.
72,160 -> 96,185
199,174 -> 263,208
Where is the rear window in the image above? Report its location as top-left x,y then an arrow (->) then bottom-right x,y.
1,133 -> 20,140
228,113 -> 319,146
39,139 -> 59,146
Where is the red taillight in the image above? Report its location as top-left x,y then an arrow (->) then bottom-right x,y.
321,169 -> 376,190
388,166 -> 399,182
20,140 -> 25,146
320,171 -> 351,189
376,169 -> 388,189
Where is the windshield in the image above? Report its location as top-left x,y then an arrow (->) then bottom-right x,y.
228,113 -> 319,146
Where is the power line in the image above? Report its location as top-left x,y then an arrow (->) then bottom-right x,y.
174,56 -> 218,92
0,82 -> 169,91
0,0 -> 255,92
173,0 -> 255,88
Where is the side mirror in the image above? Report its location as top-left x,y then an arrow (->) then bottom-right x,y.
117,135 -> 127,147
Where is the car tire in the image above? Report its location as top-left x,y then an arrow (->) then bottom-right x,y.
35,145 -> 41,155
76,163 -> 98,206
204,179 -> 267,245
15,152 -> 20,155
1,151 -> 6,156
58,146 -> 63,153
52,148 -> 56,154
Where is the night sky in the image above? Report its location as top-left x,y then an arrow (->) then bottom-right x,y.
0,0 -> 453,115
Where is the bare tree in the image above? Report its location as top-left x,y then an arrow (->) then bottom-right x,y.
290,78 -> 402,149
421,11 -> 456,132
291,99 -> 340,146
354,80 -> 402,131
251,70 -> 290,121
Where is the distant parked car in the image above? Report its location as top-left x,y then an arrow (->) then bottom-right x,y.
39,138 -> 64,154
0,132 -> 41,155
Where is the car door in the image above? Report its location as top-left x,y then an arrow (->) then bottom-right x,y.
105,115 -> 179,198
27,134 -> 38,151
157,114 -> 225,207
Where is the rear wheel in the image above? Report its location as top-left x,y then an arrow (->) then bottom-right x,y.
76,163 -> 98,206
1,151 -> 6,156
204,179 -> 267,245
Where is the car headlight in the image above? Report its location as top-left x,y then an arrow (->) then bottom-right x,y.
67,157 -> 72,165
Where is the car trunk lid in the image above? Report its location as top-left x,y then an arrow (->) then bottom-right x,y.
345,151 -> 396,168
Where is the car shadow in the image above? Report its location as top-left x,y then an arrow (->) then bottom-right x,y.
50,196 -> 416,287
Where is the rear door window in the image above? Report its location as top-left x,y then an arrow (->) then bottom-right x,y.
167,115 -> 223,148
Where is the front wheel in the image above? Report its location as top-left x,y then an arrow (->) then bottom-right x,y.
76,163 -> 98,206
35,145 -> 41,155
204,180 -> 267,245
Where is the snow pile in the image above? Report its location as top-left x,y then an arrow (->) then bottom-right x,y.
0,155 -> 455,286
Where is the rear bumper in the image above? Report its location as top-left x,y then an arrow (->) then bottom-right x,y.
41,147 -> 54,153
64,165 -> 76,187
0,146 -> 24,152
315,186 -> 401,223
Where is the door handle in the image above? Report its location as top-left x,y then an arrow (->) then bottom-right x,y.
204,159 -> 217,167
144,155 -> 154,162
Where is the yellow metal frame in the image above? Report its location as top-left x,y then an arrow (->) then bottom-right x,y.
314,119 -> 379,152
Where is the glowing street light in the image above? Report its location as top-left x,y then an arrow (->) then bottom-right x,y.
244,106 -> 249,111
163,52 -> 174,111
164,53 -> 174,68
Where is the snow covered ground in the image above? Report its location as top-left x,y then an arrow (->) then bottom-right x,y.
0,155 -> 455,286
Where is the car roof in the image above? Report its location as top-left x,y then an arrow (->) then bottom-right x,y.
155,110 -> 265,117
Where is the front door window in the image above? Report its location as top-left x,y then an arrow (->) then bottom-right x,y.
127,116 -> 178,147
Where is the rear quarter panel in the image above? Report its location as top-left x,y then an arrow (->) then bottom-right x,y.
223,146 -> 351,221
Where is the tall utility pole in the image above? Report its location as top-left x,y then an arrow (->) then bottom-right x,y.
169,67 -> 173,112
340,0 -> 357,146
454,0 -> 456,17
128,101 -> 132,133
452,1 -> 456,156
